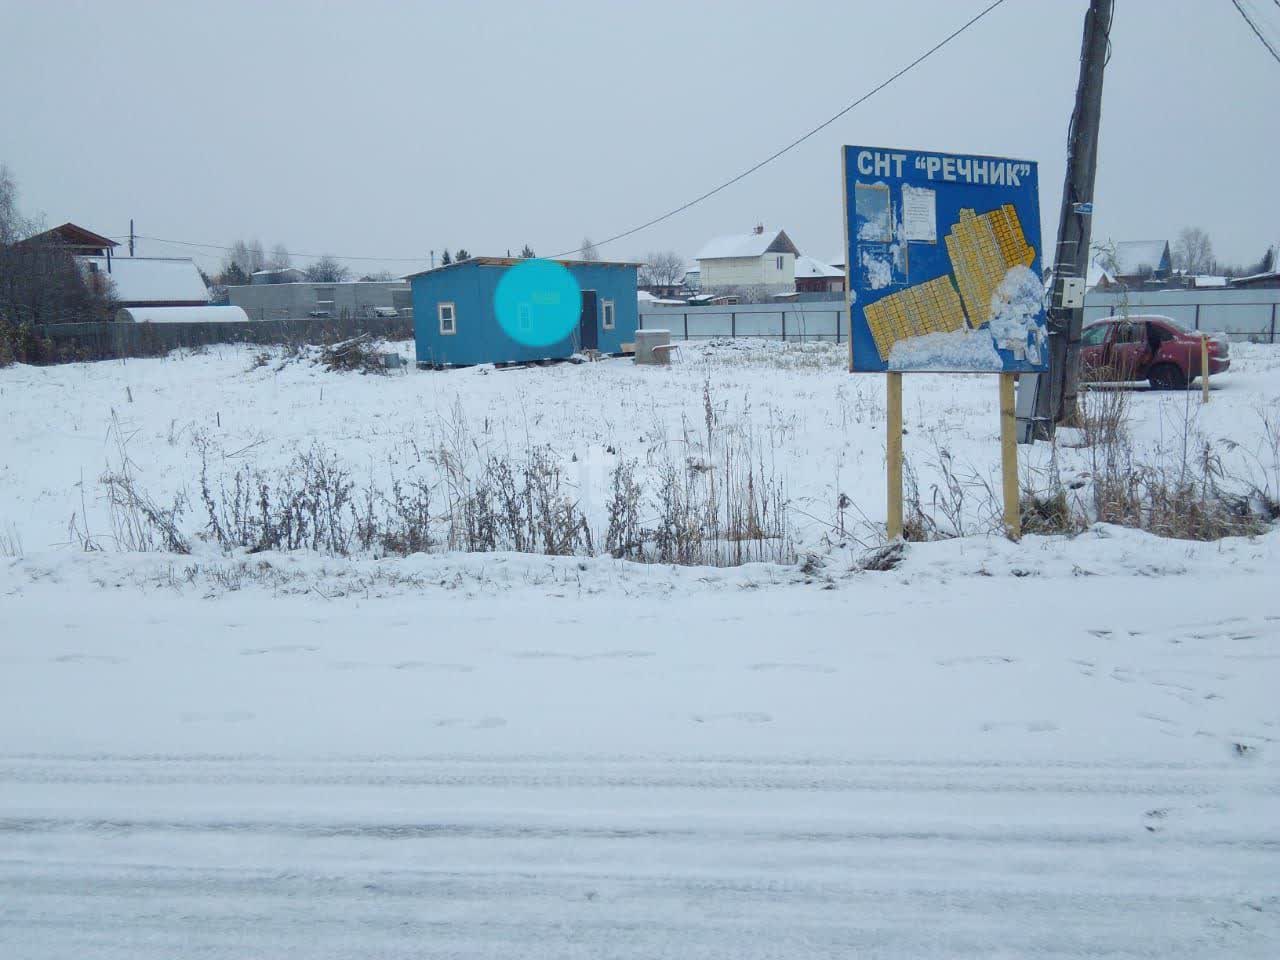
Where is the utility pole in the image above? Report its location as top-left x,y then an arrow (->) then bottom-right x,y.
1025,0 -> 1113,440
129,219 -> 135,257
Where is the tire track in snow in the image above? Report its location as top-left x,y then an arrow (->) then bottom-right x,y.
2,755 -> 1278,958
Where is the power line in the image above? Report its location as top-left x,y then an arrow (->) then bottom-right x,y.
551,0 -> 1013,257
133,234 -> 430,264
1231,0 -> 1280,64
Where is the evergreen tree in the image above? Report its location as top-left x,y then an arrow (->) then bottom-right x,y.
520,245 -> 535,258
441,249 -> 453,265
455,248 -> 470,261
220,262 -> 249,286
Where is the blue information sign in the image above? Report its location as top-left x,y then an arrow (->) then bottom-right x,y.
843,145 -> 1048,373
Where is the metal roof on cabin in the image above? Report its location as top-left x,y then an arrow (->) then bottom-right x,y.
402,256 -> 641,280
23,222 -> 119,249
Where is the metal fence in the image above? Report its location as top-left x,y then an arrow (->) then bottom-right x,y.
27,315 -> 414,361
639,301 -> 849,342
1084,288 -> 1280,343
642,290 -> 1280,346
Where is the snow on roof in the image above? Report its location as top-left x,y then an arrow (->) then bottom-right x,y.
1106,240 -> 1168,276
1191,275 -> 1228,288
1085,263 -> 1113,288
637,290 -> 685,305
79,256 -> 208,304
794,256 -> 843,279
695,229 -> 797,261
116,306 -> 248,324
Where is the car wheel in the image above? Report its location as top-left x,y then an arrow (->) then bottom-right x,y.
1148,363 -> 1188,391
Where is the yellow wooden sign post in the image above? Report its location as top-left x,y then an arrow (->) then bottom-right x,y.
886,372 -> 904,540
883,373 -> 1021,542
999,373 -> 1021,540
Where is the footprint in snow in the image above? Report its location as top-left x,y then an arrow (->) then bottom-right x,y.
181,710 -> 256,723
980,721 -> 1059,734
691,711 -> 773,725
434,716 -> 506,730
748,662 -> 837,674
239,644 -> 319,656
51,653 -> 126,665
936,655 -> 1017,667
510,649 -> 654,662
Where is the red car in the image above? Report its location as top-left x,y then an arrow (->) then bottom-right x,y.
1079,314 -> 1230,390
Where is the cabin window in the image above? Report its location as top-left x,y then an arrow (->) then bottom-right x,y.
601,300 -> 615,330
776,256 -> 784,271
438,302 -> 456,335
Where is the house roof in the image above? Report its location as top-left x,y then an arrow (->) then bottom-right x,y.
1106,240 -> 1170,276
794,255 -> 843,279
23,222 -> 119,250
1230,269 -> 1280,287
1191,275 -> 1228,288
251,267 -> 305,277
695,229 -> 799,261
403,256 -> 641,280
637,290 -> 685,305
79,256 -> 209,304
117,305 -> 249,324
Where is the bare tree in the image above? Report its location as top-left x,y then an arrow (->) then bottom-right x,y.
267,243 -> 292,270
302,255 -> 352,283
1174,227 -> 1215,275
579,237 -> 600,262
0,164 -> 34,245
640,250 -> 686,288
224,239 -> 267,277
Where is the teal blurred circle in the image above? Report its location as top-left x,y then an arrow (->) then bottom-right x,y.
494,259 -> 582,347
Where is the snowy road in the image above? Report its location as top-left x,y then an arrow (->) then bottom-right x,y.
3,542 -> 1279,957
3,755 -> 1278,958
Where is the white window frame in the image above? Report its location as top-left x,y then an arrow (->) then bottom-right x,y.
438,301 -> 457,335
601,299 -> 615,331
776,255 -> 784,271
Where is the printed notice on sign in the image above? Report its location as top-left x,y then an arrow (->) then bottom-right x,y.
902,185 -> 936,243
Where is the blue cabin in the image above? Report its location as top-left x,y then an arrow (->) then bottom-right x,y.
407,257 -> 639,367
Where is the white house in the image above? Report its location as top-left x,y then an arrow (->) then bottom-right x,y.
695,226 -> 799,295
794,256 -> 845,293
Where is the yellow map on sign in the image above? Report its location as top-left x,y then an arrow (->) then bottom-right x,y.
862,202 -> 1036,360
863,275 -> 966,361
944,204 -> 1036,328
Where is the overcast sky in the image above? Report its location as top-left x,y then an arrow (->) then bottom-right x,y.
3,0 -> 1277,276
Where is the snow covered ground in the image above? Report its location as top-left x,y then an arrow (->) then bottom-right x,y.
2,342 -> 1279,957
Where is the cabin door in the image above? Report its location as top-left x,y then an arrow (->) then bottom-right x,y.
579,290 -> 599,351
